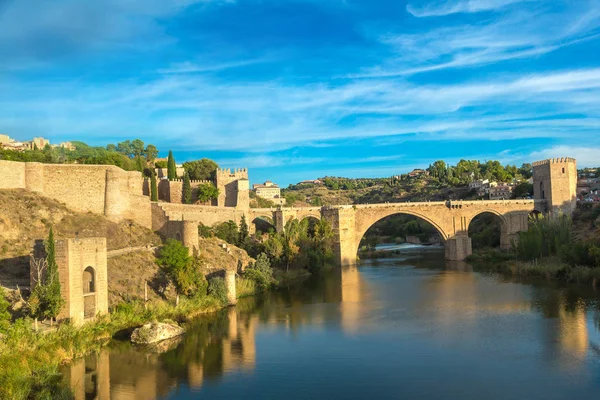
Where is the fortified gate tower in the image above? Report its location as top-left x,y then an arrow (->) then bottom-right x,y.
532,158 -> 577,215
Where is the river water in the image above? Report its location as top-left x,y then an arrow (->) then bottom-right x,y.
69,246 -> 600,399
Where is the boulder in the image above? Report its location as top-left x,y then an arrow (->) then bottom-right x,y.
131,322 -> 184,345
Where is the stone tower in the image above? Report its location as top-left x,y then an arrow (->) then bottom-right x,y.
532,157 -> 577,215
216,168 -> 249,209
32,237 -> 108,326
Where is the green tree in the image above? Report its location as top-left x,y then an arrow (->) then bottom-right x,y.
239,215 -> 249,245
144,144 -> 158,163
131,139 -> 145,157
183,172 -> 192,204
150,173 -> 158,201
214,221 -> 239,244
155,160 -> 168,168
135,155 -> 145,173
244,253 -> 274,291
117,140 -> 133,157
197,183 -> 219,203
156,239 -> 200,303
167,150 -> 177,181
44,227 -> 63,323
183,158 -> 219,181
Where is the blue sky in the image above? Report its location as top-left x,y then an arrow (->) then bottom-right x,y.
1,0 -> 599,186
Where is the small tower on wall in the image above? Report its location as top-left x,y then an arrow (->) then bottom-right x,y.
532,158 -> 577,215
215,168 -> 249,209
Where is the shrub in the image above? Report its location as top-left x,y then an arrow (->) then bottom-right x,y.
208,277 -> 227,304
243,253 -> 274,291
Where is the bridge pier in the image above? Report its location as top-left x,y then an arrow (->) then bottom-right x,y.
273,209 -> 285,233
445,235 -> 472,261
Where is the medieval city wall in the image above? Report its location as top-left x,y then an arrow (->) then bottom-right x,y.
533,157 -> 577,214
0,160 -> 152,228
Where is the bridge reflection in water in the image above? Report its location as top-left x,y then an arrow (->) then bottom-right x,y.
65,250 -> 600,399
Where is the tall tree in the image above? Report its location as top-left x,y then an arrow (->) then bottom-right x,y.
167,150 -> 177,181
135,155 -> 145,172
238,215 -> 249,245
44,227 -> 64,325
117,140 -> 133,157
145,144 -> 158,163
183,172 -> 192,204
131,139 -> 145,157
150,172 -> 158,201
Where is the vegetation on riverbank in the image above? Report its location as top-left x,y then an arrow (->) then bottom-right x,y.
469,206 -> 600,285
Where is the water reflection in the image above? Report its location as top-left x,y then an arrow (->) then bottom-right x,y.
66,247 -> 600,399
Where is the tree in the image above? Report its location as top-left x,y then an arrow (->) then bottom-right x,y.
131,139 -> 145,157
135,155 -> 145,173
106,144 -> 117,152
150,172 -> 158,201
144,144 -> 158,162
244,253 -> 274,291
167,150 -> 177,181
156,239 -> 200,304
214,221 -> 239,244
197,183 -> 219,203
183,172 -> 192,204
182,158 -> 219,181
239,215 -> 249,245
155,160 -> 168,168
117,140 -> 133,157
29,227 -> 64,326
44,227 -> 63,324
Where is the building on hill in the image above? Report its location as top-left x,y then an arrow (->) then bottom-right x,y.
253,181 -> 281,199
156,165 -> 185,179
0,134 -> 14,144
489,185 -> 513,200
408,169 -> 429,178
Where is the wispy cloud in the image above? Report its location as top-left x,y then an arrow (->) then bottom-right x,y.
406,0 -> 531,17
356,0 -> 600,77
158,58 -> 270,74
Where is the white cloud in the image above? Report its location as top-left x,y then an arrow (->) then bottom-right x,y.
357,0 -> 600,77
406,0 -> 533,17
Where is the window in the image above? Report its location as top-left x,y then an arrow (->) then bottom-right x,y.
562,167 -> 565,174
83,267 -> 95,294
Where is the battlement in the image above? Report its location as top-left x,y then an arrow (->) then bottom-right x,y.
532,157 -> 577,167
166,179 -> 213,185
218,168 -> 248,177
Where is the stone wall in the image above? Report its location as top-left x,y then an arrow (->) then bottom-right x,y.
157,179 -> 214,204
0,160 -> 152,228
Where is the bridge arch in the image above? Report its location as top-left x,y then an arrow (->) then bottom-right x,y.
467,210 -> 508,250
354,209 -> 449,260
251,215 -> 275,234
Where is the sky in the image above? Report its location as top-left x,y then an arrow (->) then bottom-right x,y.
1,0 -> 599,186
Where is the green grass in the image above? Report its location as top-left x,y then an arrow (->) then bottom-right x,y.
0,295 -> 224,400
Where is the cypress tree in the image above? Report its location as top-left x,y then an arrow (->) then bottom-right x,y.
45,227 -> 64,324
167,150 -> 177,181
183,172 -> 192,204
150,173 -> 158,201
238,215 -> 249,245
135,155 -> 145,173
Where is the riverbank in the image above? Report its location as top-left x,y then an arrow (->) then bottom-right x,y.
468,249 -> 600,287
0,266 -> 313,400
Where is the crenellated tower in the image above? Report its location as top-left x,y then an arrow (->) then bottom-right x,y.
216,168 -> 249,209
532,157 -> 577,215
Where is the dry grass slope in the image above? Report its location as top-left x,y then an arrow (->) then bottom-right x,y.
0,189 -> 161,288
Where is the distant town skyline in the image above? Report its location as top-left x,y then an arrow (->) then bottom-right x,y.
1,0 -> 599,186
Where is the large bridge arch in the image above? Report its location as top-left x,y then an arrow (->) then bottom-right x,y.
353,209 -> 449,259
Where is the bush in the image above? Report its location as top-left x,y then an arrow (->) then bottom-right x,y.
208,277 -> 227,304
0,287 -> 11,333
243,253 -> 274,291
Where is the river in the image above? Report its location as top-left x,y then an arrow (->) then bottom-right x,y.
68,246 -> 600,399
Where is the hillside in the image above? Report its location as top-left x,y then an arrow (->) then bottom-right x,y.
0,189 -> 162,289
0,189 -> 256,308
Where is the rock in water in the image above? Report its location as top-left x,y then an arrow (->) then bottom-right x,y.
131,322 -> 185,344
